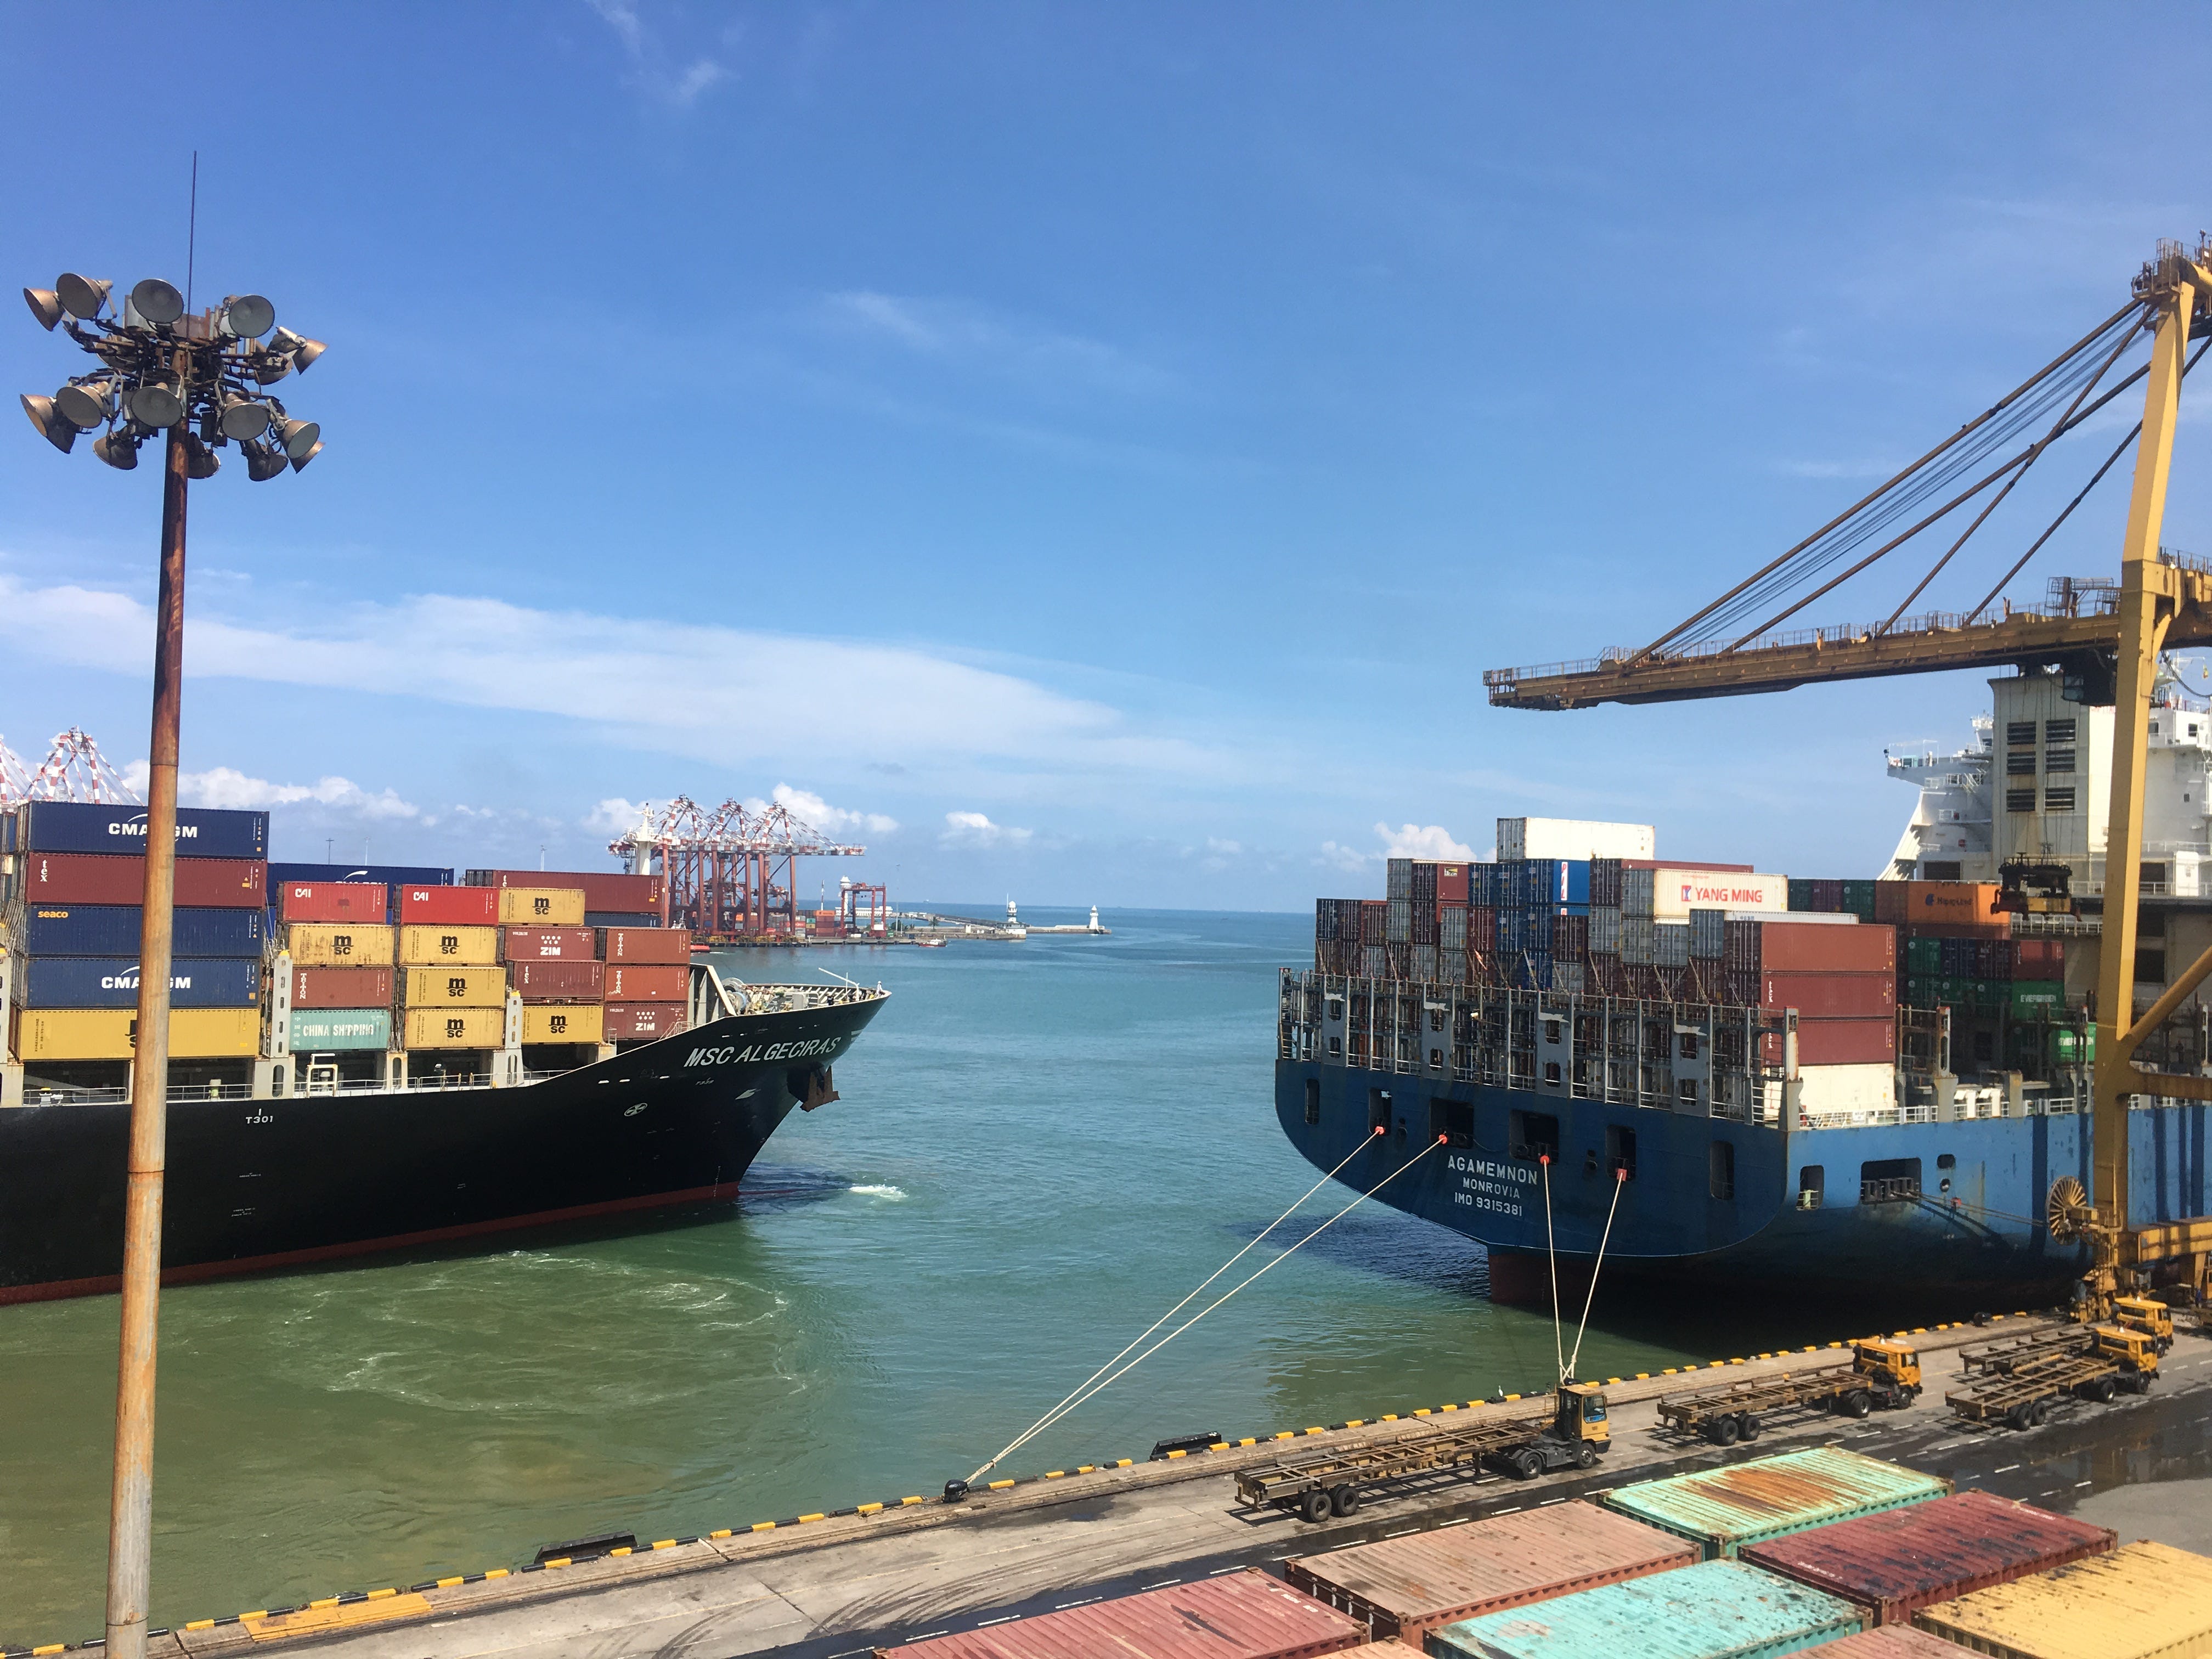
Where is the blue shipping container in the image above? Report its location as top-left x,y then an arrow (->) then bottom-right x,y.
18,800 -> 268,860
267,862 -> 452,888
584,911 -> 663,928
15,956 -> 262,1009
1432,1560 -> 1862,1659
15,904 -> 267,958
287,1008 -> 391,1051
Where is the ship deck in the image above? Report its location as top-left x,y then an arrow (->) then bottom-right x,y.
57,1312 -> 2212,1659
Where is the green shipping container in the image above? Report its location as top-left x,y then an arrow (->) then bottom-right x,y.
2053,1026 -> 2096,1063
1973,978 -> 2007,1012
2010,980 -> 2064,1012
1788,880 -> 1814,912
1604,1446 -> 1949,1560
288,1007 -> 391,1052
1842,879 -> 1878,919
1431,1560 -> 1863,1659
1904,937 -> 1942,974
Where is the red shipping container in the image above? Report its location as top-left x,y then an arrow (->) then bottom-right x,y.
2012,936 -> 2064,978
603,1001 -> 686,1041
20,853 -> 266,908
603,963 -> 686,1002
1763,1017 -> 1895,1065
508,960 -> 605,1002
1436,861 -> 1470,905
1753,921 -> 1897,974
469,868 -> 664,913
399,886 -> 499,924
1741,1491 -> 2114,1627
291,966 -> 395,1009
500,925 -> 597,962
599,926 -> 692,964
1761,973 -> 1895,1019
280,882 -> 388,923
874,1567 -> 1367,1658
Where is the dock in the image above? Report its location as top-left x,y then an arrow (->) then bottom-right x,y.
50,1310 -> 2211,1659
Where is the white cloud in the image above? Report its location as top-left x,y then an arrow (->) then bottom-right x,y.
821,291 -> 1177,398
1376,822 -> 1475,860
760,784 -> 899,838
1205,837 -> 1243,856
119,760 -> 419,819
585,797 -> 648,835
584,0 -> 729,108
0,578 -> 1215,781
1317,839 -> 1378,873
940,810 -> 1032,849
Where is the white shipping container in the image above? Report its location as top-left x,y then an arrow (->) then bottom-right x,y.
1796,1062 -> 1897,1114
1730,909 -> 1857,925
1647,869 -> 1788,919
1554,962 -> 1587,994
1655,922 -> 1691,967
1497,817 -> 1656,862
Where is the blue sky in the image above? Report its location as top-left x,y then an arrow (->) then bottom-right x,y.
5,4 -> 2210,909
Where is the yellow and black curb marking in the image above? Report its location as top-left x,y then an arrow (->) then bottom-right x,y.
1,1312 -> 2034,1656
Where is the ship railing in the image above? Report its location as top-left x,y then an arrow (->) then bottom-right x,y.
15,1083 -> 131,1107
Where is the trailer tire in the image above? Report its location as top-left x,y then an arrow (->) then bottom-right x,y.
1330,1485 -> 1360,1517
2091,1378 -> 2116,1404
1299,1488 -> 1332,1523
1844,1391 -> 1872,1419
2030,1397 -> 2050,1426
2006,1403 -> 2032,1431
1513,1449 -> 1543,1480
1577,1443 -> 1599,1469
1737,1413 -> 1762,1441
1711,1415 -> 1741,1447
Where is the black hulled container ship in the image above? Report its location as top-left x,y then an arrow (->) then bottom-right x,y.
0,802 -> 885,1303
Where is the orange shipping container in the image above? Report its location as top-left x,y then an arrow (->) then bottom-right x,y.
1875,881 -> 2002,929
599,926 -> 692,964
603,963 -> 686,1002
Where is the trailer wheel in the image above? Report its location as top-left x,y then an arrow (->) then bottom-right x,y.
1576,1443 -> 1599,1469
1710,1415 -> 1741,1447
1844,1391 -> 1872,1419
2029,1397 -> 2050,1427
1513,1448 -> 1543,1480
1299,1488 -> 1332,1523
1737,1413 -> 1762,1441
2137,1374 -> 2155,1393
2006,1403 -> 2032,1431
2091,1378 -> 2116,1404
1330,1485 -> 1360,1517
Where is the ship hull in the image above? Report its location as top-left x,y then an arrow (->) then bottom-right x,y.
1277,1057 -> 2211,1305
1,994 -> 883,1304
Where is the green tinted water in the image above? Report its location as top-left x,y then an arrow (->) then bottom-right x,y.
0,910 -> 1832,1645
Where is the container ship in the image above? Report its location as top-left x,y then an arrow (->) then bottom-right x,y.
0,802 -> 885,1304
1276,668 -> 2211,1305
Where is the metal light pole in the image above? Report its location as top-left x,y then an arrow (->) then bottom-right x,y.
21,272 -> 326,1659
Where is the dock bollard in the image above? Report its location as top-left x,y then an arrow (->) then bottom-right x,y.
943,1479 -> 970,1504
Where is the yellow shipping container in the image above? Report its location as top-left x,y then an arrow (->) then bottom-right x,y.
1914,1541 -> 2212,1659
398,924 -> 499,966
518,1003 -> 603,1044
286,922 -> 396,967
496,887 -> 587,925
400,1007 -> 505,1049
399,966 -> 508,1007
13,1007 -> 261,1062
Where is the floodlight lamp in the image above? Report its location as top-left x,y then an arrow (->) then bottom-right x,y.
246,343 -> 292,385
278,416 -> 320,459
92,428 -> 139,470
290,336 -> 327,372
289,438 -> 323,473
220,294 -> 275,338
128,278 -> 185,326
23,287 -> 64,330
55,274 -> 112,319
126,379 -> 186,428
242,438 -> 287,481
54,377 -> 119,430
20,393 -> 77,453
183,433 -> 221,479
217,397 -> 273,441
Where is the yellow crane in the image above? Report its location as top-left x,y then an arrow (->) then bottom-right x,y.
1485,240 -> 2212,1310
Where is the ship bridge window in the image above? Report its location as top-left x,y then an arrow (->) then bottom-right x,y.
1509,1108 -> 1559,1163
2045,718 -> 2075,743
2007,721 -> 2038,745
2005,752 -> 2037,776
1924,861 -> 1963,881
1606,1124 -> 1637,1180
1305,1079 -> 1320,1124
2005,790 -> 2036,814
2044,749 -> 2076,773
1709,1140 -> 1735,1201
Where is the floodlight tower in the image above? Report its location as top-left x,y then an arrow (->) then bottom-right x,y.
20,271 -> 327,1659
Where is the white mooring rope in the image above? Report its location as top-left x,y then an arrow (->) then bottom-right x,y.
1565,1165 -> 1627,1383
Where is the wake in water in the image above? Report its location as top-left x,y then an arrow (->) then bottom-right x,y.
848,1184 -> 908,1200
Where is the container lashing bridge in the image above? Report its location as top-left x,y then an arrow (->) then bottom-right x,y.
608,798 -> 866,945
1484,238 -> 2212,1310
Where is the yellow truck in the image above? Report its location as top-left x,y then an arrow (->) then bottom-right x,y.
1948,1324 -> 2159,1430
1655,1339 -> 1921,1446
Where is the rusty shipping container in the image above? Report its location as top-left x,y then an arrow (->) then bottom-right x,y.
1760,974 -> 1895,1019
1760,1018 -> 1897,1067
1605,1446 -> 1948,1560
1283,1499 -> 1699,1645
290,966 -> 396,1009
599,926 -> 692,964
286,922 -> 397,968
1812,1629 -> 1971,1659
1431,1558 -> 1864,1659
398,885 -> 499,925
466,867 -> 664,913
871,1567 -> 1367,1658
1739,1491 -> 2114,1627
18,851 -> 266,908
509,959 -> 605,1003
603,1001 -> 686,1041
1730,920 -> 1897,975
278,882 -> 389,923
603,963 -> 686,1002
1911,1540 -> 2212,1659
500,925 -> 597,961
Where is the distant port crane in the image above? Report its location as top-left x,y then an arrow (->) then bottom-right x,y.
610,797 -> 866,944
1483,238 -> 2212,1312
0,726 -> 139,809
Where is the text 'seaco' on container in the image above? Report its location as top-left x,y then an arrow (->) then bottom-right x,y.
1605,1446 -> 1949,1560
1739,1491 -> 2114,1626
1283,1499 -> 1698,1645
1430,1559 -> 1863,1659
1910,1539 -> 2212,1659
871,1566 -> 1367,1657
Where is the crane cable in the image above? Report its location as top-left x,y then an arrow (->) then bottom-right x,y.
964,1132 -> 1448,1486
1565,1166 -> 1628,1384
1540,1153 -> 1564,1386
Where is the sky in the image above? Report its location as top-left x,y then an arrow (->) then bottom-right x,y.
5,3 -> 2212,910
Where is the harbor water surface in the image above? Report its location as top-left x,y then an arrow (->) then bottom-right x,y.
2,909 -> 1881,1644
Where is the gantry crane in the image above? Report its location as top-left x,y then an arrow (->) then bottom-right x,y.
1485,239 -> 2212,1310
608,798 -> 866,943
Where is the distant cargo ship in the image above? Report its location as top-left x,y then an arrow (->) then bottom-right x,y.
1277,669 -> 2211,1304
1,805 -> 886,1302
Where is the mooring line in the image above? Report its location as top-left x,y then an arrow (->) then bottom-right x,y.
1565,1166 -> 1627,1382
967,1133 -> 1444,1483
1541,1154 -> 1565,1386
